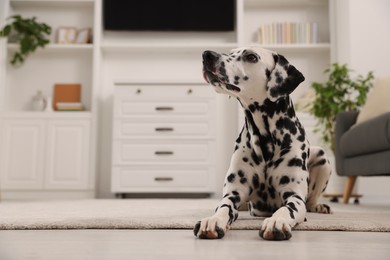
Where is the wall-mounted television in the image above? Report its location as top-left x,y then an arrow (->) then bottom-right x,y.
103,0 -> 235,32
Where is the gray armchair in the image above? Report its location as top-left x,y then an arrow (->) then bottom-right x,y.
334,111 -> 390,203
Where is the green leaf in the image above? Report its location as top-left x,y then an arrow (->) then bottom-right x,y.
309,62 -> 375,150
0,25 -> 12,37
1,15 -> 52,66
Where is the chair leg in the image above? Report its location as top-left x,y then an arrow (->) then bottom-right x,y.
343,176 -> 357,204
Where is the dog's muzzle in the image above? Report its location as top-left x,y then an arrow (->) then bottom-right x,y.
202,50 -> 240,93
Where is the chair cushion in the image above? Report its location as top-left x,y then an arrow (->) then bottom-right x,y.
340,150 -> 390,176
355,77 -> 390,125
340,112 -> 390,157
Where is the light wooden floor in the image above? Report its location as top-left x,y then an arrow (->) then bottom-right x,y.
0,229 -> 389,260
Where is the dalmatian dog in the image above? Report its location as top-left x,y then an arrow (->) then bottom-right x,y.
194,46 -> 332,241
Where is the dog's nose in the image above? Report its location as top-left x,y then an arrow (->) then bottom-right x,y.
203,50 -> 220,71
203,50 -> 220,63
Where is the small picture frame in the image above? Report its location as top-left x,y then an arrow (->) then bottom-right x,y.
56,27 -> 77,44
76,28 -> 92,44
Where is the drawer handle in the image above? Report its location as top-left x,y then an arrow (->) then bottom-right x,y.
155,127 -> 174,132
155,151 -> 174,155
155,106 -> 174,111
154,177 -> 174,182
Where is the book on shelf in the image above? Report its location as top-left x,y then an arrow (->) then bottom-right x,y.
257,22 -> 318,45
53,83 -> 81,110
56,102 -> 84,111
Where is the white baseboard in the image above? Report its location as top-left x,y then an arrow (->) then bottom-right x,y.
0,190 -> 95,201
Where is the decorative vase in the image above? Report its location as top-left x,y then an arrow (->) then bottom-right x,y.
32,91 -> 46,111
45,96 -> 53,112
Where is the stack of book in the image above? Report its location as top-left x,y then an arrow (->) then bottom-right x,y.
57,102 -> 83,111
53,83 -> 84,111
257,22 -> 318,45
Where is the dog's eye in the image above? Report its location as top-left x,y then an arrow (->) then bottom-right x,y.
245,54 -> 259,63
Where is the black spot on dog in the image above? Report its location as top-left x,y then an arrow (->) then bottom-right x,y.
287,106 -> 295,118
228,195 -> 241,208
274,157 -> 284,168
286,206 -> 295,219
281,134 -> 292,150
276,117 -> 297,135
268,185 -> 276,199
312,158 -> 327,168
220,204 -> 234,225
268,176 -> 273,186
242,157 -> 248,163
317,149 -> 325,157
259,183 -> 265,192
251,150 -> 261,165
227,173 -> 236,183
275,70 -> 283,84
297,126 -> 306,142
252,174 -> 260,189
279,176 -> 290,185
243,76 -> 249,81
288,158 -> 303,168
283,191 -> 296,200
265,68 -> 271,79
287,202 -> 298,212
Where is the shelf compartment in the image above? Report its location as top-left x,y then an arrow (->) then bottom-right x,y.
1,111 -> 92,119
10,0 -> 95,8
244,0 -> 328,8
7,43 -> 93,52
254,43 -> 331,52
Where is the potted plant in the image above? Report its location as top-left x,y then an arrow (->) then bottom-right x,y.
309,63 -> 374,152
0,15 -> 51,66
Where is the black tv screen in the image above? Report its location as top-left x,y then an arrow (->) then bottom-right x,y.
103,0 -> 235,31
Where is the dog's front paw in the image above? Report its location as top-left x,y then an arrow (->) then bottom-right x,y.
193,216 -> 228,239
259,217 -> 292,241
308,203 -> 332,214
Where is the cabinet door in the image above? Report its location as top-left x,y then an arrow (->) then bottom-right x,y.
45,120 -> 90,189
0,119 -> 45,190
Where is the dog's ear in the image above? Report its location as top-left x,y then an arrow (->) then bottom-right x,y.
266,53 -> 305,102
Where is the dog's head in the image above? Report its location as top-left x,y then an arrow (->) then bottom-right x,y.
202,46 -> 305,104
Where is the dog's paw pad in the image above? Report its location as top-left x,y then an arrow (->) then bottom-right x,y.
193,221 -> 201,237
311,203 -> 332,214
198,226 -> 225,239
193,217 -> 226,239
259,227 -> 291,241
259,217 -> 292,241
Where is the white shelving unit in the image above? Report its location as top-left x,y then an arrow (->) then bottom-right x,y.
0,0 -> 335,199
0,0 -> 99,199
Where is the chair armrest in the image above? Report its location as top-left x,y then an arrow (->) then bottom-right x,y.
334,111 -> 359,175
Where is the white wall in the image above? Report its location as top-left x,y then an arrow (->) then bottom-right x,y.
335,0 -> 390,75
334,0 -> 390,198
0,0 -> 8,112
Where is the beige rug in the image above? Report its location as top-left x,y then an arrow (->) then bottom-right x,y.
0,199 -> 389,232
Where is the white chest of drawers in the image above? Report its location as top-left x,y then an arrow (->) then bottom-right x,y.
111,84 -> 217,195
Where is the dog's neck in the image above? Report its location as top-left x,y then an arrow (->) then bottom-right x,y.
239,96 -> 297,162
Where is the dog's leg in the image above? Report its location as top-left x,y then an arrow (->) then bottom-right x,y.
259,170 -> 308,241
194,130 -> 254,239
194,163 -> 253,239
306,146 -> 332,214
